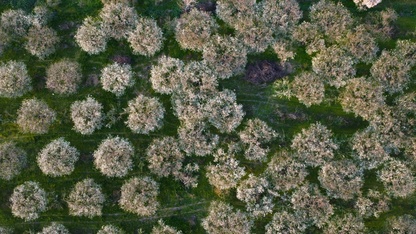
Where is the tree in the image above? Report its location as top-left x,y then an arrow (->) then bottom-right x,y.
70,97 -> 104,135
265,211 -> 307,234
239,118 -> 276,144
260,0 -> 302,37
171,61 -> 218,125
292,22 -> 325,55
365,8 -> 397,39
353,0 -> 382,10
202,201 -> 253,234
339,77 -> 385,121
146,137 -> 184,178
46,59 -> 82,95
0,142 -> 27,181
309,0 -> 354,42
37,138 -> 79,177
151,220 -> 183,234
178,122 -> 219,157
128,17 -> 163,56
179,61 -> 218,98
119,176 -> 159,216
370,40 -> 416,94
216,0 -> 256,27
205,89 -> 244,134
0,60 -> 31,98
99,3 -> 138,40
291,122 -> 338,167
239,118 -> 277,161
146,137 -> 199,188
0,9 -> 30,37
341,25 -> 379,63
75,16 -> 108,54
30,6 -> 52,27
25,25 -> 59,59
206,149 -> 246,191
10,181 -> 47,221
0,227 -> 12,234
323,213 -> 366,234
291,183 -> 334,228
378,159 -> 415,198
388,215 -> 416,234
265,151 -> 308,192
125,94 -> 165,134
97,225 -> 125,234
291,71 -> 325,107
150,56 -> 184,94
351,126 -> 390,170
93,136 -> 134,178
175,8 -> 217,51
312,45 -> 356,88
236,174 -> 274,217
38,223 -> 70,234
272,39 -> 296,63
17,98 -> 56,134
100,63 -> 134,96
67,178 -> 105,218
234,13 -> 274,53
203,35 -> 247,79
318,160 -> 363,200
355,189 -> 390,218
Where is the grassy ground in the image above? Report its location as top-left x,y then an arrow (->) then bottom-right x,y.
0,0 -> 415,233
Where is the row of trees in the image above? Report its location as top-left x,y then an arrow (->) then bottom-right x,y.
9,177 -> 159,221
1,7 -> 59,59
75,2 -> 163,56
1,219 -> 184,233
10,93 -> 166,135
